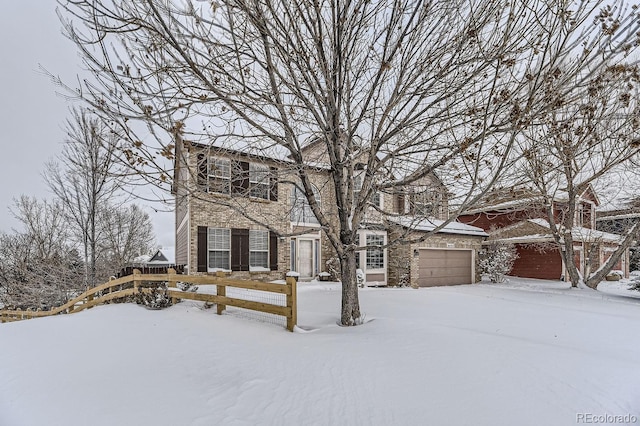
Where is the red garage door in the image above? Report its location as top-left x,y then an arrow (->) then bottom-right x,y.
418,249 -> 473,287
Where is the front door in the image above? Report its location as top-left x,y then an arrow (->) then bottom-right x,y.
298,239 -> 314,278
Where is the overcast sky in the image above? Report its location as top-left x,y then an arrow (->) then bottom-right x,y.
0,3 -> 174,248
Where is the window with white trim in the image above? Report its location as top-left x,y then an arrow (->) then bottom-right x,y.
249,163 -> 270,199
208,228 -> 230,270
208,157 -> 231,194
366,234 -> 385,269
249,229 -> 269,268
291,184 -> 321,224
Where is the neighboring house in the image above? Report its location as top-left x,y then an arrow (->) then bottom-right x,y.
173,140 -> 487,287
458,186 -> 629,280
596,200 -> 640,272
132,248 -> 176,267
147,247 -> 176,267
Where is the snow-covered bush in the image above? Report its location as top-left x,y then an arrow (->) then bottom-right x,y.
478,241 -> 518,283
177,281 -> 198,292
605,270 -> 623,281
325,256 -> 341,281
134,283 -> 172,309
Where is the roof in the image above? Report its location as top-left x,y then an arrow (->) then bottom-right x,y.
490,219 -> 623,244
147,247 -> 176,265
461,184 -> 600,215
390,216 -> 488,237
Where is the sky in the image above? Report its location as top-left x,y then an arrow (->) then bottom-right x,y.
0,3 -> 174,249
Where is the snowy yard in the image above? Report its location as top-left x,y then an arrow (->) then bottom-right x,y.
1,277 -> 639,426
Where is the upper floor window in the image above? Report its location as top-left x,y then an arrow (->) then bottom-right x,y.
577,202 -> 593,228
249,163 -> 270,199
291,184 -> 321,224
354,174 -> 381,209
196,152 -> 278,201
411,189 -> 441,217
208,158 -> 231,194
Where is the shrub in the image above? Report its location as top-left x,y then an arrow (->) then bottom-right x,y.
479,241 -> 518,283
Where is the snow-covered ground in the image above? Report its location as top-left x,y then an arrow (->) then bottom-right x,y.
1,277 -> 639,426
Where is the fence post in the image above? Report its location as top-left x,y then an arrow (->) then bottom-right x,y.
286,276 -> 297,332
168,267 -> 178,304
216,271 -> 226,315
133,269 -> 141,293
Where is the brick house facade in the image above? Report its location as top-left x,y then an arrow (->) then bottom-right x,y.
458,186 -> 629,280
174,141 -> 487,286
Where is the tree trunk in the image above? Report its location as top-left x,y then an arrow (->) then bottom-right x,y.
339,249 -> 361,326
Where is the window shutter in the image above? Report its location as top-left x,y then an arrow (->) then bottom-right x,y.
269,167 -> 278,201
197,226 -> 208,272
197,153 -> 208,191
231,161 -> 250,195
269,232 -> 278,271
231,228 -> 249,271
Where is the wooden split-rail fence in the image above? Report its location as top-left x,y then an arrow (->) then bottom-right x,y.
0,269 -> 298,331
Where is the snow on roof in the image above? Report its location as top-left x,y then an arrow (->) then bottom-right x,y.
526,219 -> 623,243
391,216 -> 488,237
132,254 -> 152,264
596,212 -> 640,221
491,234 -> 555,244
462,197 -> 541,215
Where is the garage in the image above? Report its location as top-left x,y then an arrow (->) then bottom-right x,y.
418,248 -> 473,287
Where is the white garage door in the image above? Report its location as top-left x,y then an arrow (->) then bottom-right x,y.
418,249 -> 473,287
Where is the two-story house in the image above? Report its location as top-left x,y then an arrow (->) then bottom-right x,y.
173,140 -> 488,287
458,186 -> 629,280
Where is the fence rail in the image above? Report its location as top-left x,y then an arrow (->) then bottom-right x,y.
0,269 -> 297,331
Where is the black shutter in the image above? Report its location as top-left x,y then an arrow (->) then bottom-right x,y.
231,161 -> 250,195
197,226 -> 208,272
269,167 -> 278,201
197,153 -> 208,191
269,232 -> 278,271
231,228 -> 249,271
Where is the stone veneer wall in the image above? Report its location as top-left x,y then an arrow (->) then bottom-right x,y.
407,231 -> 485,288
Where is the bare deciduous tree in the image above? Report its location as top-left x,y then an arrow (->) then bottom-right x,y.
98,204 -> 156,278
518,63 -> 640,288
45,108 -> 125,288
56,0 -> 640,324
0,198 -> 83,309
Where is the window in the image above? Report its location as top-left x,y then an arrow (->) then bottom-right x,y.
208,228 -> 230,270
249,163 -> 270,199
197,154 -> 277,201
249,230 -> 269,268
208,157 -> 231,194
354,174 -> 381,208
291,184 -> 321,224
412,189 -> 441,217
290,240 -> 296,271
366,234 -> 385,269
